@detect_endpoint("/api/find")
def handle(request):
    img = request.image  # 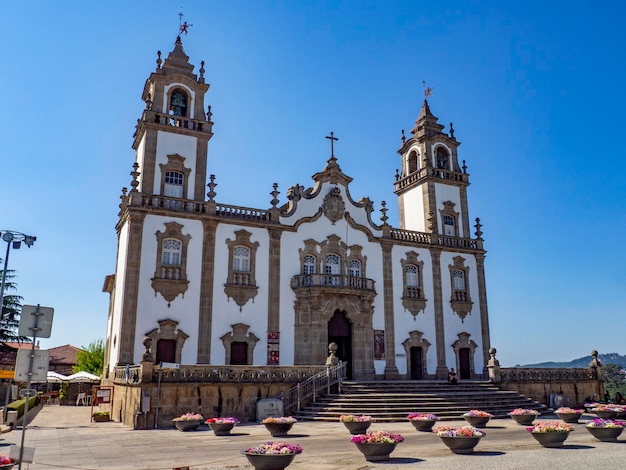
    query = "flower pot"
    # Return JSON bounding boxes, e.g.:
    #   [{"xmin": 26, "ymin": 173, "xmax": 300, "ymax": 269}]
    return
[
  {"xmin": 244, "ymin": 452, "xmax": 296, "ymax": 470},
  {"xmin": 529, "ymin": 431, "xmax": 571, "ymax": 447},
  {"xmin": 92, "ymin": 414, "xmax": 110, "ymax": 422},
  {"xmin": 509, "ymin": 413, "xmax": 537, "ymax": 425},
  {"xmin": 593, "ymin": 410, "xmax": 619, "ymax": 420},
  {"xmin": 409, "ymin": 419, "xmax": 437, "ymax": 432},
  {"xmin": 354, "ymin": 442, "xmax": 397, "ymax": 461},
  {"xmin": 174, "ymin": 419, "xmax": 202, "ymax": 432},
  {"xmin": 463, "ymin": 416, "xmax": 490, "ymax": 428},
  {"xmin": 555, "ymin": 412, "xmax": 582, "ymax": 423},
  {"xmin": 343, "ymin": 420, "xmax": 372, "ymax": 435},
  {"xmin": 438, "ymin": 436, "xmax": 482, "ymax": 454},
  {"xmin": 209, "ymin": 422, "xmax": 236, "ymax": 436},
  {"xmin": 585, "ymin": 426, "xmax": 624, "ymax": 442},
  {"xmin": 264, "ymin": 422, "xmax": 294, "ymax": 437}
]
